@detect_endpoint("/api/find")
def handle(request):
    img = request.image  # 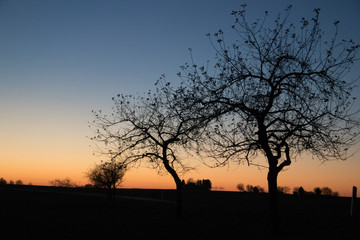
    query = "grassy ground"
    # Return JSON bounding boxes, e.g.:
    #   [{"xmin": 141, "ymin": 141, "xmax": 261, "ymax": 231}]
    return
[{"xmin": 0, "ymin": 186, "xmax": 358, "ymax": 239}]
